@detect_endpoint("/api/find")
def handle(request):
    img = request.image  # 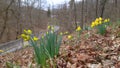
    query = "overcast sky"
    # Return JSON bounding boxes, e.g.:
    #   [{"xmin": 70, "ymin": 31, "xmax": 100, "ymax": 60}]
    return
[{"xmin": 47, "ymin": 0, "xmax": 81, "ymax": 5}]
